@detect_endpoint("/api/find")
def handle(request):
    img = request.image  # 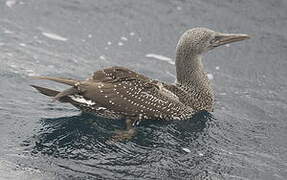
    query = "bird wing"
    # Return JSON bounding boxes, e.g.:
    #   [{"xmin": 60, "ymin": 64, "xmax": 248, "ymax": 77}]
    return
[{"xmin": 74, "ymin": 66, "xmax": 194, "ymax": 120}]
